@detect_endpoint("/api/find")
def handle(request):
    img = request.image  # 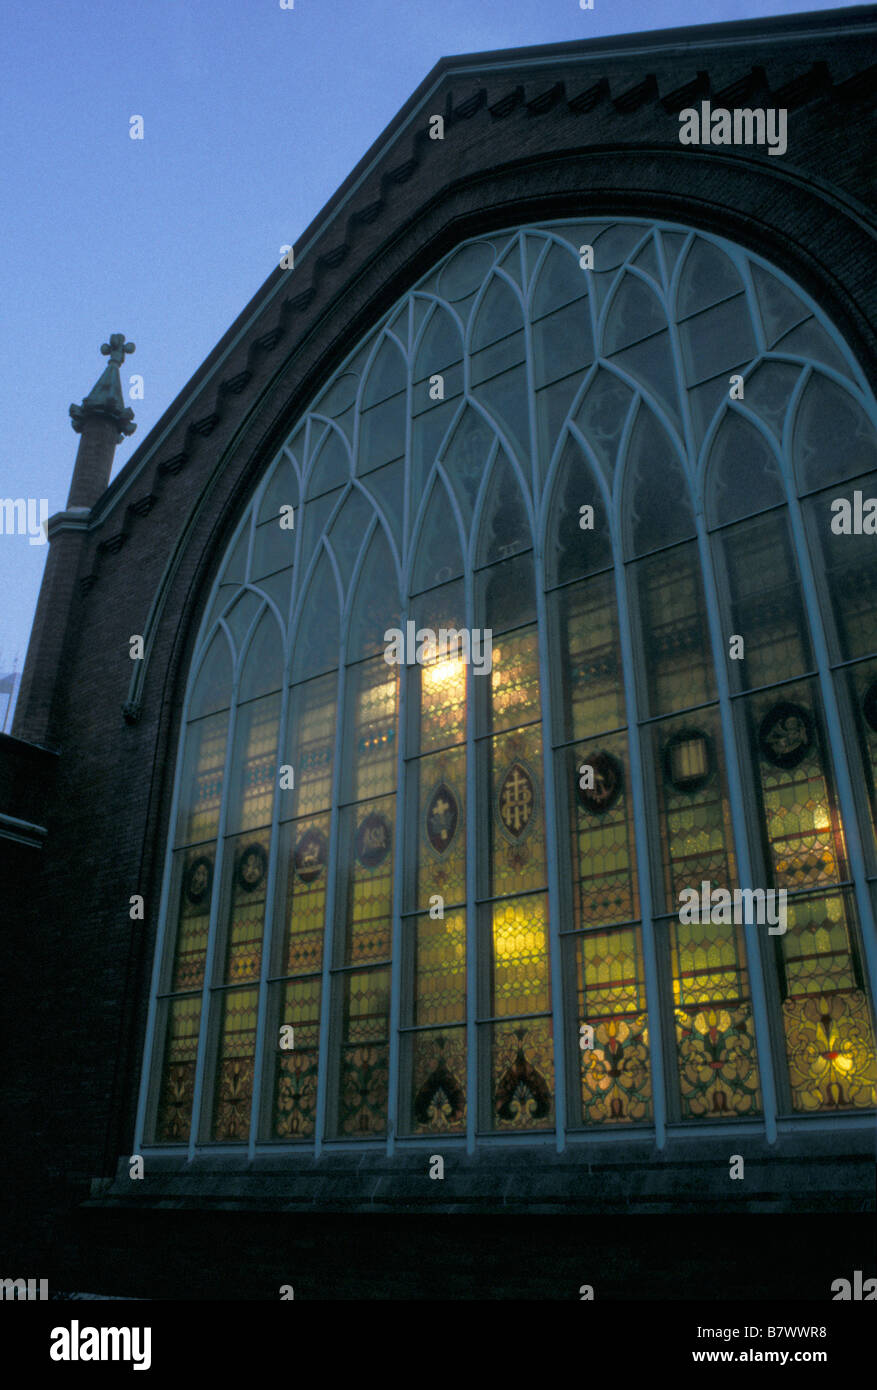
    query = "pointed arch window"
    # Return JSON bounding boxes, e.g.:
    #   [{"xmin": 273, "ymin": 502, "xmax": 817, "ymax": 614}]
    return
[{"xmin": 141, "ymin": 219, "xmax": 877, "ymax": 1156}]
